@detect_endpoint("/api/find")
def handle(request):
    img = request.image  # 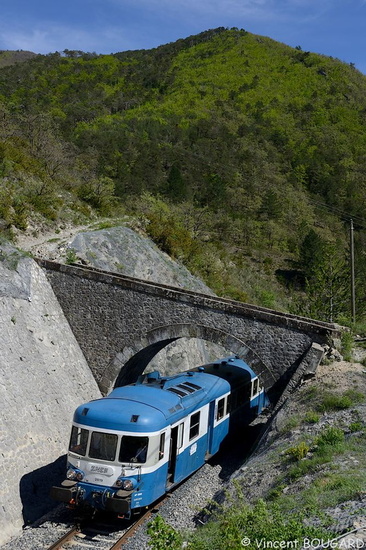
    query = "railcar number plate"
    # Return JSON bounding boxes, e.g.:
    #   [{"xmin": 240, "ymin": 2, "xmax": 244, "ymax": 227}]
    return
[
  {"xmin": 87, "ymin": 464, "xmax": 114, "ymax": 476},
  {"xmin": 90, "ymin": 465, "xmax": 109, "ymax": 474}
]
